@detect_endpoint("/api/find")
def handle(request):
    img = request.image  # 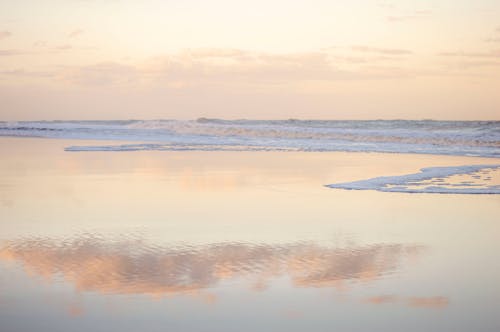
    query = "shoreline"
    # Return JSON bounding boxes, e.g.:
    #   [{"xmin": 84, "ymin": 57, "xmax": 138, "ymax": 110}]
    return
[{"xmin": 0, "ymin": 135, "xmax": 499, "ymax": 161}]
